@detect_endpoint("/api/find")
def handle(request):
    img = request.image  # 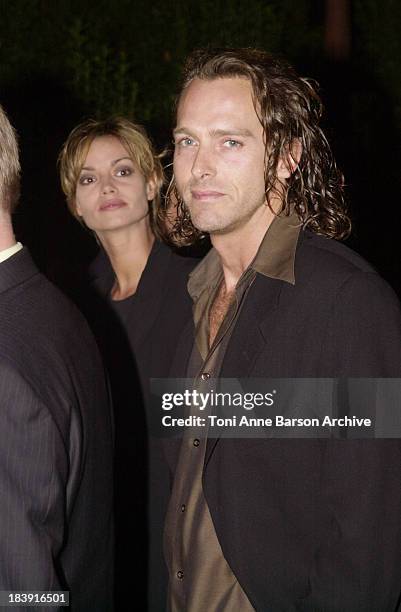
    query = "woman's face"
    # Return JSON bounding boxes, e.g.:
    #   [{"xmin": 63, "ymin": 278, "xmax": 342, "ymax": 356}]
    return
[{"xmin": 75, "ymin": 135, "xmax": 155, "ymax": 235}]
